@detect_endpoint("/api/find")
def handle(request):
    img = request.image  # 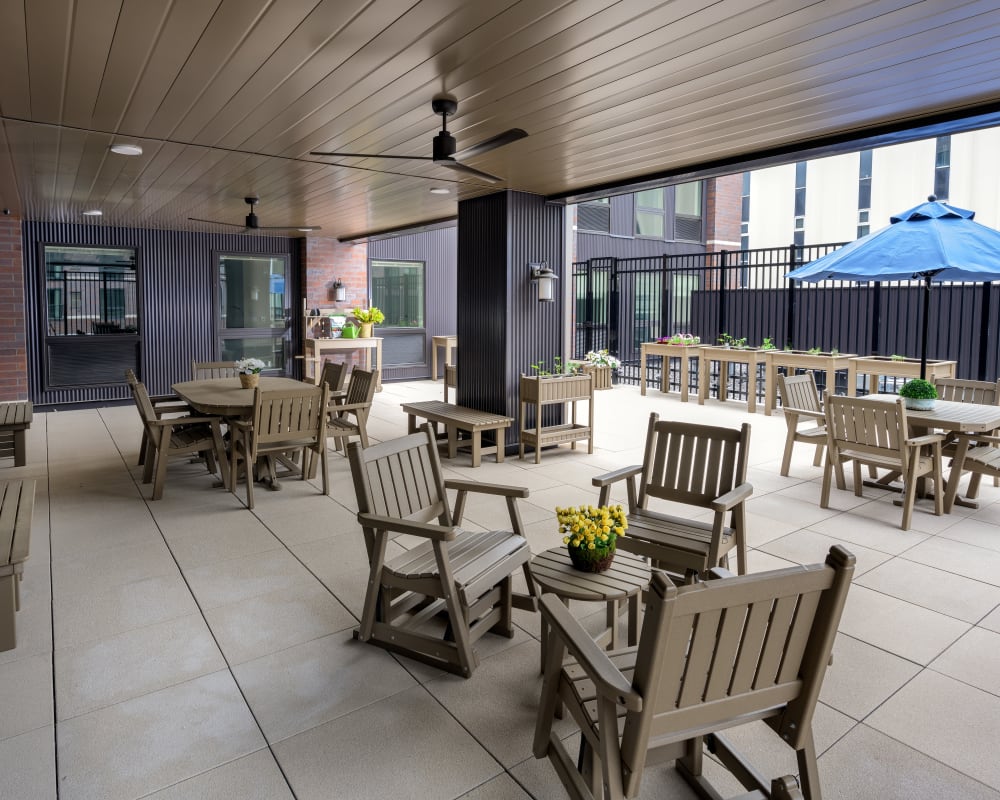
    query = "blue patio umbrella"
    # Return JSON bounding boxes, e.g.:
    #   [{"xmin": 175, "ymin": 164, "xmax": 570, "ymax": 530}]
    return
[{"xmin": 786, "ymin": 197, "xmax": 1000, "ymax": 378}]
